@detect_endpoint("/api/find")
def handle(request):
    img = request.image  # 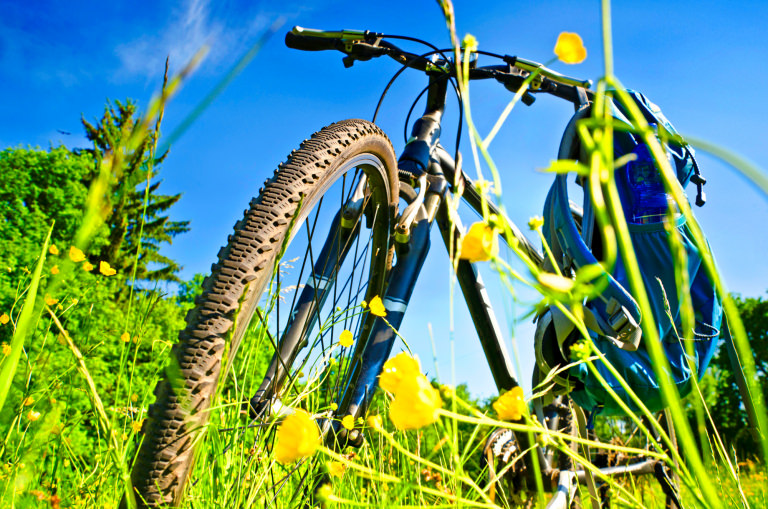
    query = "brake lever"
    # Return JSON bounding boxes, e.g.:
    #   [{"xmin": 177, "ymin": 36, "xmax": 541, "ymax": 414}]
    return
[
  {"xmin": 341, "ymin": 39, "xmax": 388, "ymax": 68},
  {"xmin": 494, "ymin": 69, "xmax": 537, "ymax": 105}
]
